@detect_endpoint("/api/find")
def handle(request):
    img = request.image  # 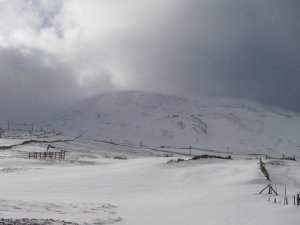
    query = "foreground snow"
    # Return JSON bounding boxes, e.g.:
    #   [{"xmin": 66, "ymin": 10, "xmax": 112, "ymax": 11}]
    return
[
  {"xmin": 0, "ymin": 139, "xmax": 24, "ymax": 147},
  {"xmin": 1, "ymin": 140, "xmax": 300, "ymax": 224}
]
